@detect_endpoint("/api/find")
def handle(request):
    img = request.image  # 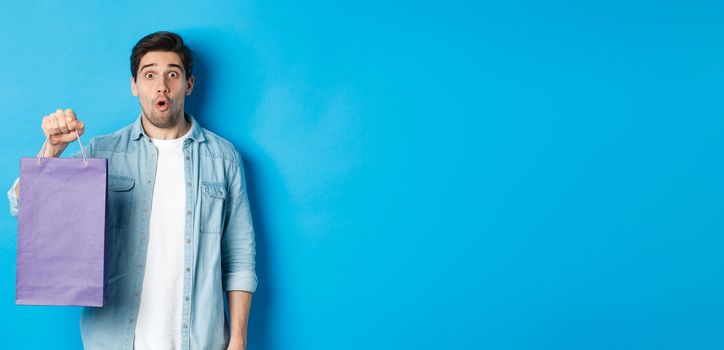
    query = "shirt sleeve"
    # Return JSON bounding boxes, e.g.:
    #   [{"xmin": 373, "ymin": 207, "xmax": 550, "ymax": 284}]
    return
[
  {"xmin": 7, "ymin": 177, "xmax": 19, "ymax": 218},
  {"xmin": 221, "ymin": 151, "xmax": 258, "ymax": 293}
]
